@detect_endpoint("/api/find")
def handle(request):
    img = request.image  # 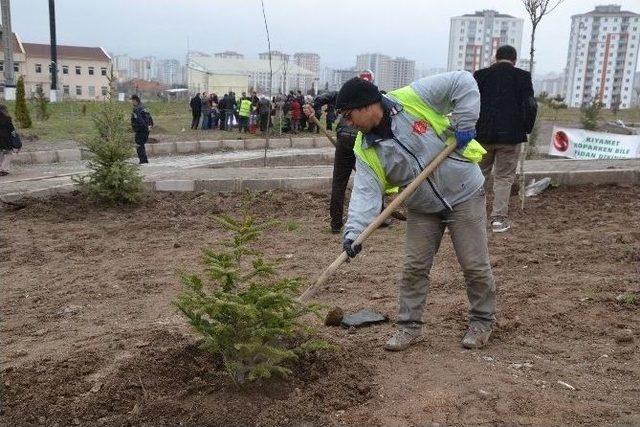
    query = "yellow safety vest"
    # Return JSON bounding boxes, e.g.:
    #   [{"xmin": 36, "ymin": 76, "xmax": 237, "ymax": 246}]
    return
[
  {"xmin": 239, "ymin": 99, "xmax": 252, "ymax": 117},
  {"xmin": 353, "ymin": 85, "xmax": 486, "ymax": 194}
]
